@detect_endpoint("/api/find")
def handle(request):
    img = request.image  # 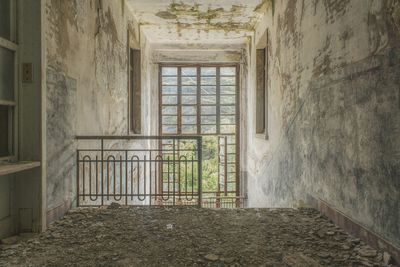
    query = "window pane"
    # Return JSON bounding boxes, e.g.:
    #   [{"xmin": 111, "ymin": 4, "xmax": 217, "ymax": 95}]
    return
[
  {"xmin": 162, "ymin": 67, "xmax": 177, "ymax": 76},
  {"xmin": 182, "ymin": 106, "xmax": 196, "ymax": 115},
  {"xmin": 182, "ymin": 77, "xmax": 196, "ymax": 85},
  {"xmin": 221, "ymin": 125, "xmax": 236, "ymax": 133},
  {"xmin": 221, "ymin": 115, "xmax": 235, "ymax": 124},
  {"xmin": 221, "ymin": 95, "xmax": 236, "ymax": 105},
  {"xmin": 202, "ymin": 95, "xmax": 216, "ymax": 105},
  {"xmin": 182, "ymin": 86, "xmax": 196, "ymax": 94},
  {"xmin": 182, "ymin": 116, "xmax": 196, "ymax": 124},
  {"xmin": 162, "ymin": 77, "xmax": 177, "ymax": 85},
  {"xmin": 201, "ymin": 106, "xmax": 216, "ymax": 115},
  {"xmin": 162, "ymin": 106, "xmax": 177, "ymax": 115},
  {"xmin": 162, "ymin": 95, "xmax": 178, "ymax": 104},
  {"xmin": 182, "ymin": 96, "xmax": 197, "ymax": 104},
  {"xmin": 220, "ymin": 76, "xmax": 236, "ymax": 85},
  {"xmin": 0, "ymin": 105, "xmax": 10, "ymax": 157},
  {"xmin": 162, "ymin": 125, "xmax": 177, "ymax": 134},
  {"xmin": 162, "ymin": 86, "xmax": 177, "ymax": 95},
  {"xmin": 182, "ymin": 125, "xmax": 197, "ymax": 134},
  {"xmin": 220, "ymin": 86, "xmax": 236, "ymax": 95},
  {"xmin": 201, "ymin": 116, "xmax": 216, "ymax": 124},
  {"xmin": 0, "ymin": 0, "xmax": 10, "ymax": 40},
  {"xmin": 201, "ymin": 67, "xmax": 216, "ymax": 76},
  {"xmin": 220, "ymin": 67, "xmax": 236, "ymax": 76},
  {"xmin": 162, "ymin": 116, "xmax": 177, "ymax": 124},
  {"xmin": 0, "ymin": 46, "xmax": 14, "ymax": 101},
  {"xmin": 220, "ymin": 105, "xmax": 235, "ymax": 115},
  {"xmin": 201, "ymin": 77, "xmax": 216, "ymax": 85},
  {"xmin": 181, "ymin": 67, "xmax": 196, "ymax": 76},
  {"xmin": 201, "ymin": 86, "xmax": 216, "ymax": 95},
  {"xmin": 201, "ymin": 125, "xmax": 216, "ymax": 134}
]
